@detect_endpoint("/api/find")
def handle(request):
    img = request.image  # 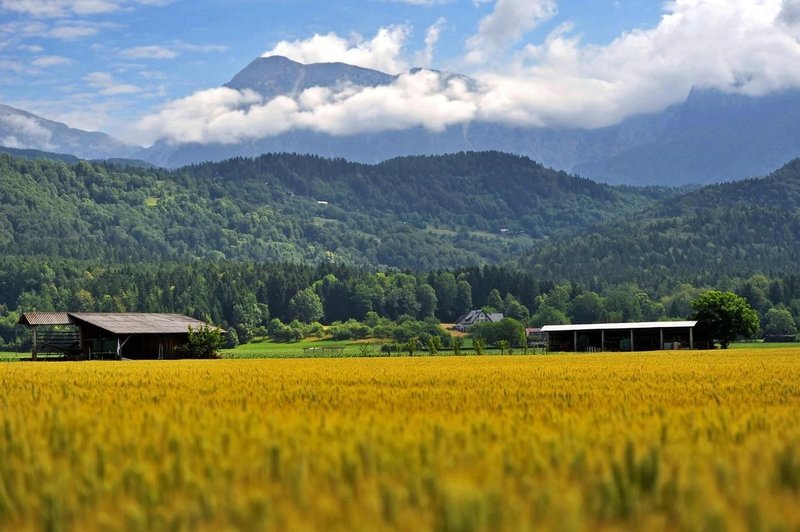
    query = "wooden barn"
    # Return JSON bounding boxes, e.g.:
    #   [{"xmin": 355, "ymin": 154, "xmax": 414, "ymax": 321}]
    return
[
  {"xmin": 541, "ymin": 321, "xmax": 702, "ymax": 352},
  {"xmin": 17, "ymin": 312, "xmax": 220, "ymax": 360}
]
